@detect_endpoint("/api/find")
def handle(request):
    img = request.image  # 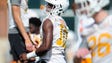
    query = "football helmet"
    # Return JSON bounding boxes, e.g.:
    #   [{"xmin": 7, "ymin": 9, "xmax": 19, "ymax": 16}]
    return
[
  {"xmin": 45, "ymin": 0, "xmax": 69, "ymax": 16},
  {"xmin": 74, "ymin": 0, "xmax": 109, "ymax": 17}
]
